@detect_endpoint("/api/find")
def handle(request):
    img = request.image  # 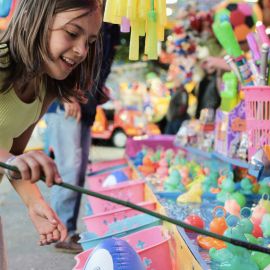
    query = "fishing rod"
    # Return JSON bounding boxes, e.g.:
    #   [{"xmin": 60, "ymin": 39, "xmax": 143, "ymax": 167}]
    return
[
  {"xmin": 1, "ymin": 161, "xmax": 270, "ymax": 255},
  {"xmin": 87, "ymin": 163, "xmax": 128, "ymax": 177}
]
